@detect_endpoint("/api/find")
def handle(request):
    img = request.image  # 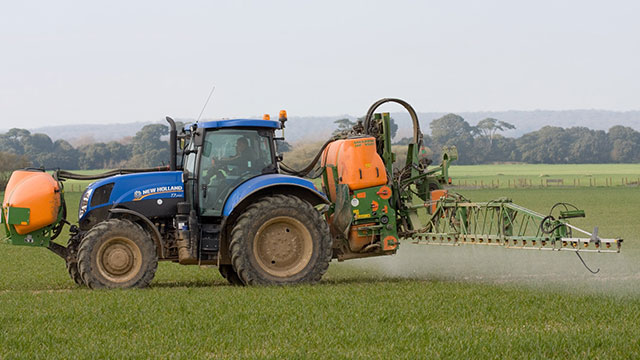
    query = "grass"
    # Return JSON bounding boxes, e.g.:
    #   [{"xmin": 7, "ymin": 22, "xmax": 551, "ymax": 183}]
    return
[
  {"xmin": 449, "ymin": 163, "xmax": 640, "ymax": 188},
  {"xmin": 2, "ymin": 278, "xmax": 640, "ymax": 359},
  {"xmin": 1, "ymin": 166, "xmax": 640, "ymax": 358}
]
